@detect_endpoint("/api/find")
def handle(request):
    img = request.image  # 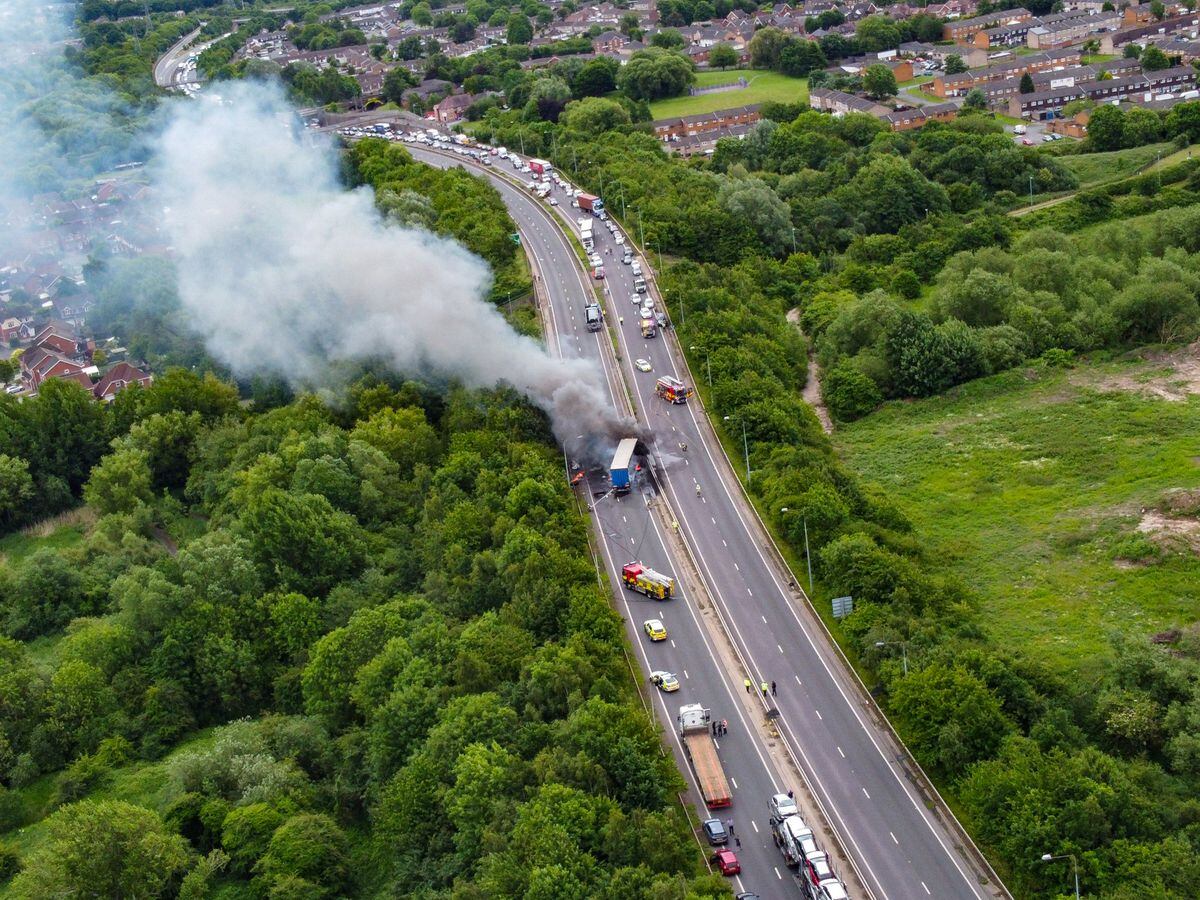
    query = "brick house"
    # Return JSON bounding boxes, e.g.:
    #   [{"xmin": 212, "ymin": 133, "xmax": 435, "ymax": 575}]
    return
[
  {"xmin": 432, "ymin": 93, "xmax": 475, "ymax": 123},
  {"xmin": 653, "ymin": 104, "xmax": 763, "ymax": 142},
  {"xmin": 942, "ymin": 9, "xmax": 1032, "ymax": 44},
  {"xmin": 92, "ymin": 361, "xmax": 153, "ymax": 402}
]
